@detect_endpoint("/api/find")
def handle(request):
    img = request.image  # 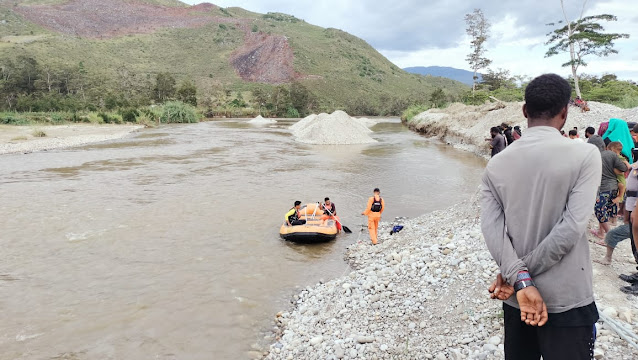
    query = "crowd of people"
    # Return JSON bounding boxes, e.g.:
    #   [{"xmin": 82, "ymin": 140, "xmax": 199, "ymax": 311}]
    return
[
  {"xmin": 482, "ymin": 74, "xmax": 637, "ymax": 359},
  {"xmin": 486, "ymin": 123, "xmax": 522, "ymax": 157}
]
